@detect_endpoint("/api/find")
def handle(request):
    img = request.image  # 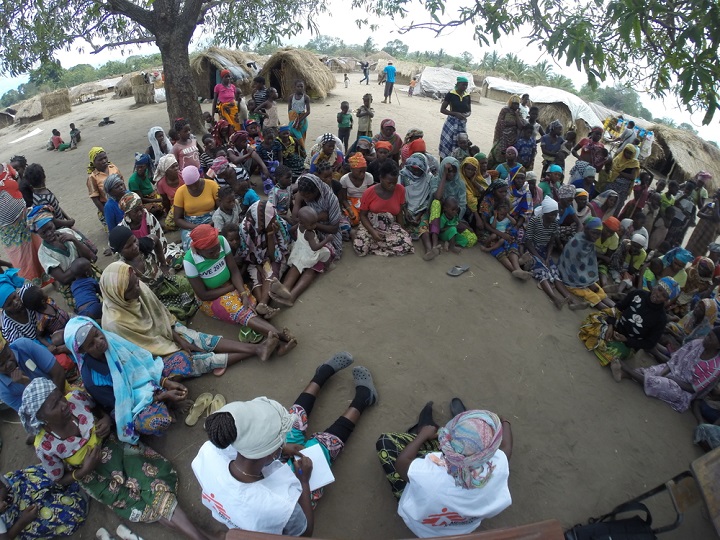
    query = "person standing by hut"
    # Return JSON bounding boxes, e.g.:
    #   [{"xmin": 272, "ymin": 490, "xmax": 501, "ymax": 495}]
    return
[
  {"xmin": 288, "ymin": 80, "xmax": 311, "ymax": 148},
  {"xmin": 212, "ymin": 70, "xmax": 242, "ymax": 132},
  {"xmin": 686, "ymin": 187, "xmax": 720, "ymax": 257},
  {"xmin": 438, "ymin": 77, "xmax": 472, "ymax": 160},
  {"xmin": 380, "ymin": 62, "xmax": 397, "ymax": 104}
]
